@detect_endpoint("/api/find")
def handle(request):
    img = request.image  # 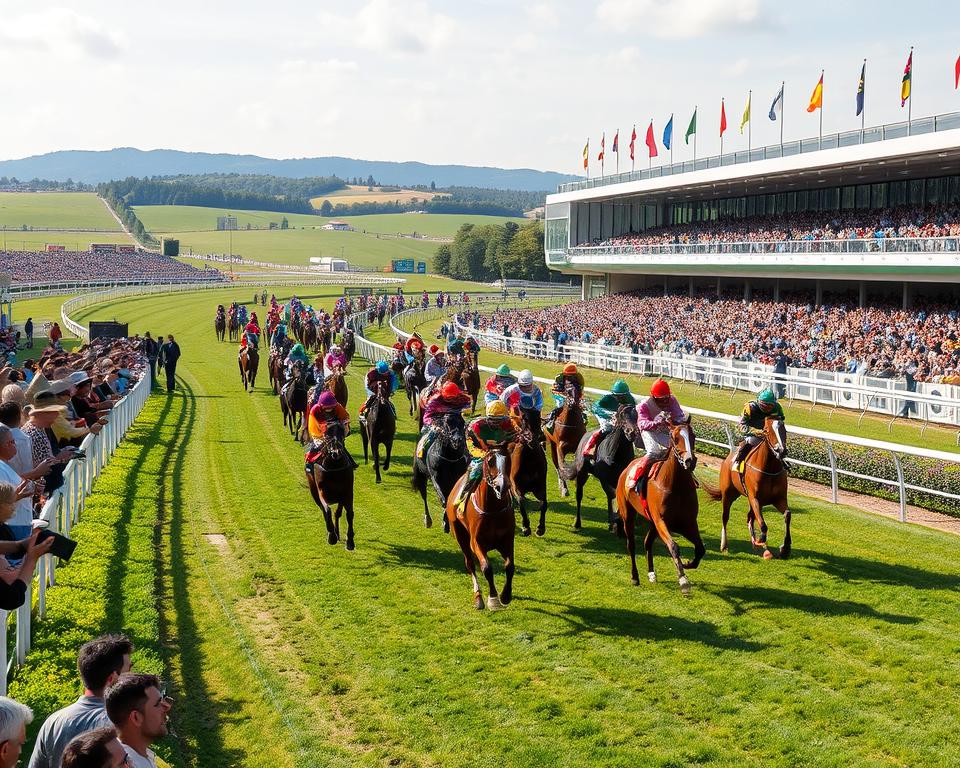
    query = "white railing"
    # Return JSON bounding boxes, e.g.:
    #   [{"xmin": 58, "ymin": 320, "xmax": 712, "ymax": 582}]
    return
[
  {"xmin": 353, "ymin": 303, "xmax": 960, "ymax": 524},
  {"xmin": 0, "ymin": 367, "xmax": 152, "ymax": 694}
]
